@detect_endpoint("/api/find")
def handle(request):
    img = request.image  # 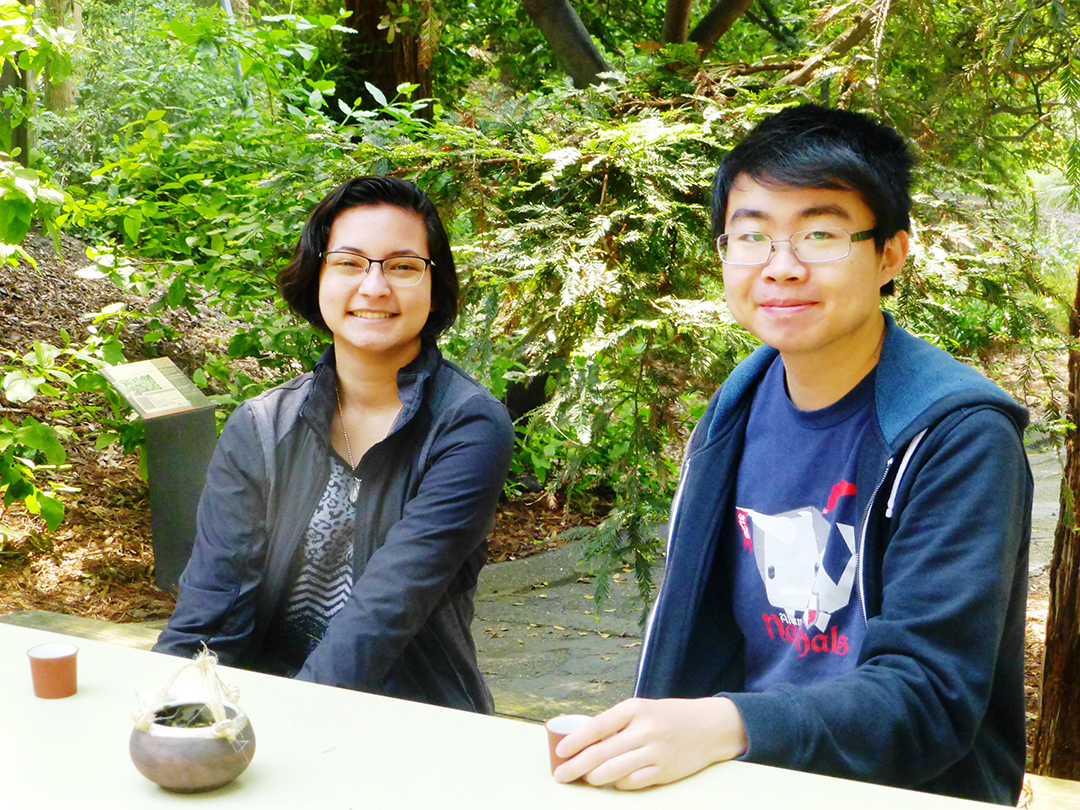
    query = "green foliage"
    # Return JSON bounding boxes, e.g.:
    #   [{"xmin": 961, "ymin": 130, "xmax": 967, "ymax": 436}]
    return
[
  {"xmin": 0, "ymin": 415, "xmax": 65, "ymax": 531},
  {"xmin": 15, "ymin": 0, "xmax": 1079, "ymax": 606},
  {"xmin": 433, "ymin": 0, "xmax": 668, "ymax": 95},
  {"xmin": 0, "ymin": 1, "xmax": 70, "ymax": 260},
  {"xmin": 55, "ymin": 5, "xmax": 355, "ymax": 385},
  {"xmin": 0, "ymin": 154, "xmax": 64, "ymax": 265},
  {"xmin": 869, "ymin": 0, "xmax": 1074, "ymax": 197},
  {"xmin": 0, "ymin": 0, "xmax": 77, "ymax": 157},
  {"xmin": 896, "ymin": 190, "xmax": 1066, "ymax": 359},
  {"xmin": 1054, "ymin": 55, "xmax": 1080, "ymax": 204},
  {"xmin": 0, "ymin": 0, "xmax": 73, "ymax": 78},
  {"xmin": 0, "ymin": 304, "xmax": 165, "ymax": 534}
]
